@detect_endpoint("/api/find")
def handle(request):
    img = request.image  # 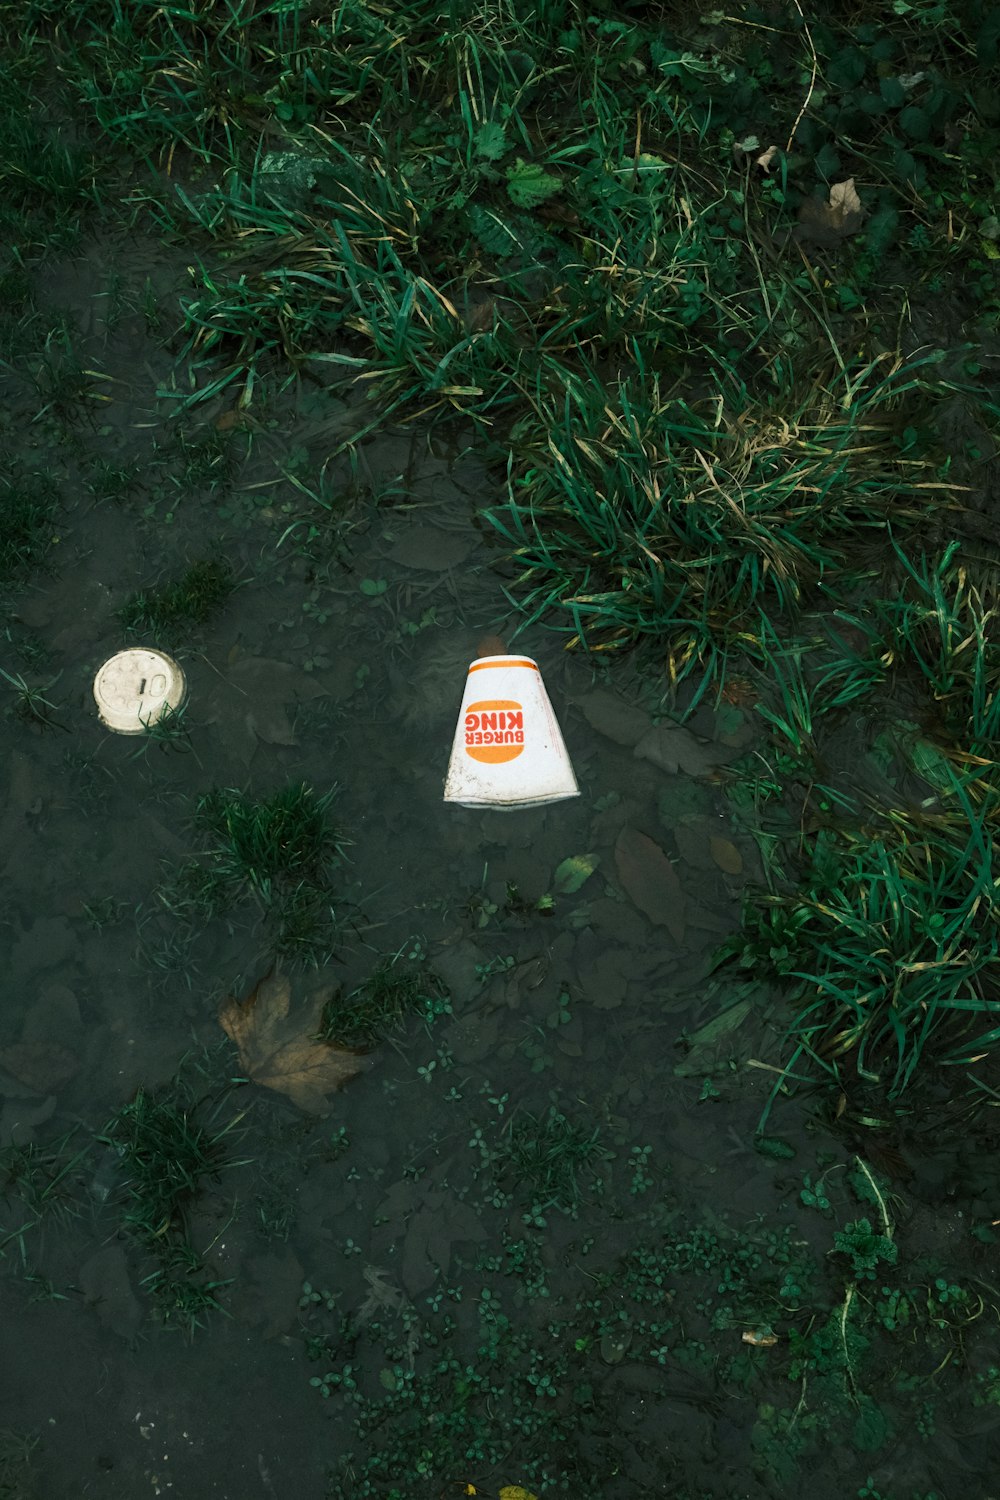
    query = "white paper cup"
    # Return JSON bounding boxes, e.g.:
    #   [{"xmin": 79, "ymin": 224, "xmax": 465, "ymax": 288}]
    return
[
  {"xmin": 93, "ymin": 647, "xmax": 187, "ymax": 734},
  {"xmin": 443, "ymin": 655, "xmax": 579, "ymax": 809}
]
